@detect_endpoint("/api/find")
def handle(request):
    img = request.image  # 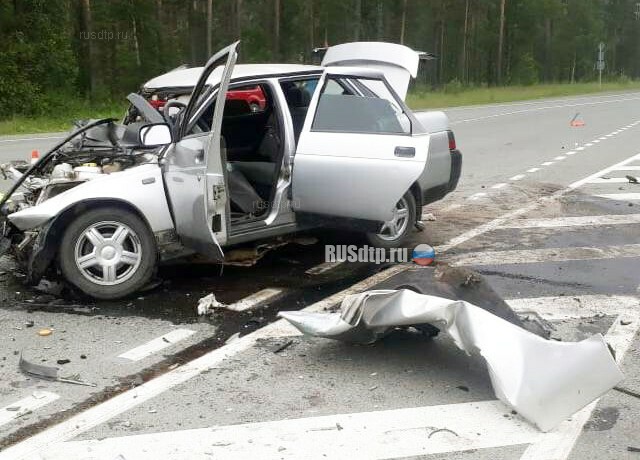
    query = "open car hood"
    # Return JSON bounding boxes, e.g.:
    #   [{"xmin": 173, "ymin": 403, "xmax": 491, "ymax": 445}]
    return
[{"xmin": 321, "ymin": 42, "xmax": 420, "ymax": 100}]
